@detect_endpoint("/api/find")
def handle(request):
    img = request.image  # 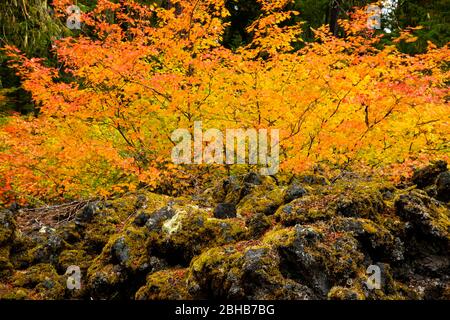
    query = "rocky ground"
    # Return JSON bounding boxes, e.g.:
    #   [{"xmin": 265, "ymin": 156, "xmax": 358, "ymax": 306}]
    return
[{"xmin": 0, "ymin": 161, "xmax": 449, "ymax": 300}]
